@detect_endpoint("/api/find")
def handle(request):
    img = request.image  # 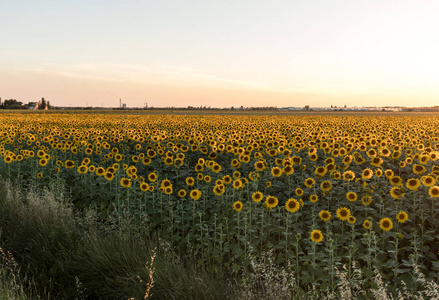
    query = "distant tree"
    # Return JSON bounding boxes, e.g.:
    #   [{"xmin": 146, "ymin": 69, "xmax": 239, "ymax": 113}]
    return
[
  {"xmin": 2, "ymin": 99, "xmax": 24, "ymax": 109},
  {"xmin": 304, "ymin": 105, "xmax": 310, "ymax": 111},
  {"xmin": 40, "ymin": 98, "xmax": 46, "ymax": 109}
]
